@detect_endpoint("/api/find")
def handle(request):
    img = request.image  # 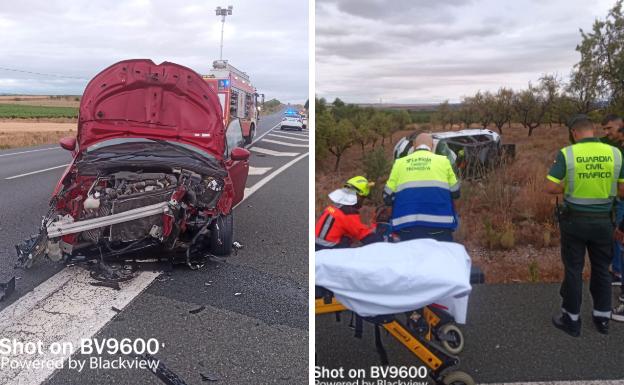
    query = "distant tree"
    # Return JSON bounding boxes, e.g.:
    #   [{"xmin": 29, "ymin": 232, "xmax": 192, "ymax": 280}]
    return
[
  {"xmin": 513, "ymin": 83, "xmax": 548, "ymax": 136},
  {"xmin": 315, "ymin": 109, "xmax": 332, "ymax": 163},
  {"xmin": 389, "ymin": 110, "xmax": 412, "ymax": 141},
  {"xmin": 576, "ymin": 0, "xmax": 624, "ymax": 112},
  {"xmin": 473, "ymin": 91, "xmax": 494, "ymax": 129},
  {"xmin": 554, "ymin": 94, "xmax": 577, "ymax": 126},
  {"xmin": 370, "ymin": 112, "xmax": 392, "ymax": 147},
  {"xmin": 316, "ymin": 97, "xmax": 327, "ymax": 114},
  {"xmin": 458, "ymin": 96, "xmax": 478, "ymax": 128},
  {"xmin": 323, "ymin": 117, "xmax": 355, "ymax": 171},
  {"xmin": 434, "ymin": 100, "xmax": 454, "ymax": 129},
  {"xmin": 539, "ymin": 74, "xmax": 563, "ymax": 127},
  {"xmin": 332, "ymin": 98, "xmax": 345, "ymax": 108},
  {"xmin": 351, "ymin": 111, "xmax": 377, "ymax": 154},
  {"xmin": 567, "ymin": 64, "xmax": 601, "ymax": 114},
  {"xmin": 491, "ymin": 87, "xmax": 514, "ymax": 134}
]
